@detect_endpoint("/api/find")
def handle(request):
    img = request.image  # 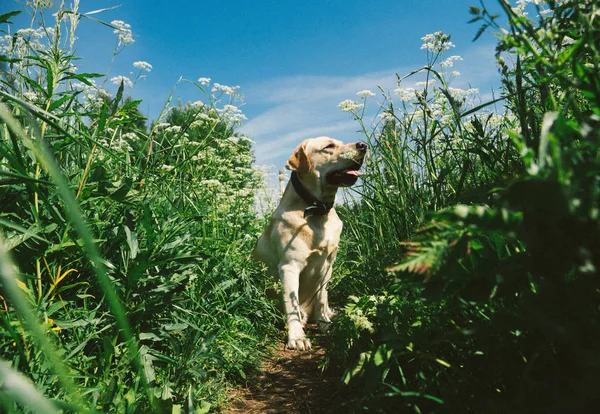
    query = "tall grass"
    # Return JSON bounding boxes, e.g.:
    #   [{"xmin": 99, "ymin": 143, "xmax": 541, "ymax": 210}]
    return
[
  {"xmin": 327, "ymin": 0, "xmax": 600, "ymax": 412},
  {"xmin": 0, "ymin": 3, "xmax": 277, "ymax": 411}
]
